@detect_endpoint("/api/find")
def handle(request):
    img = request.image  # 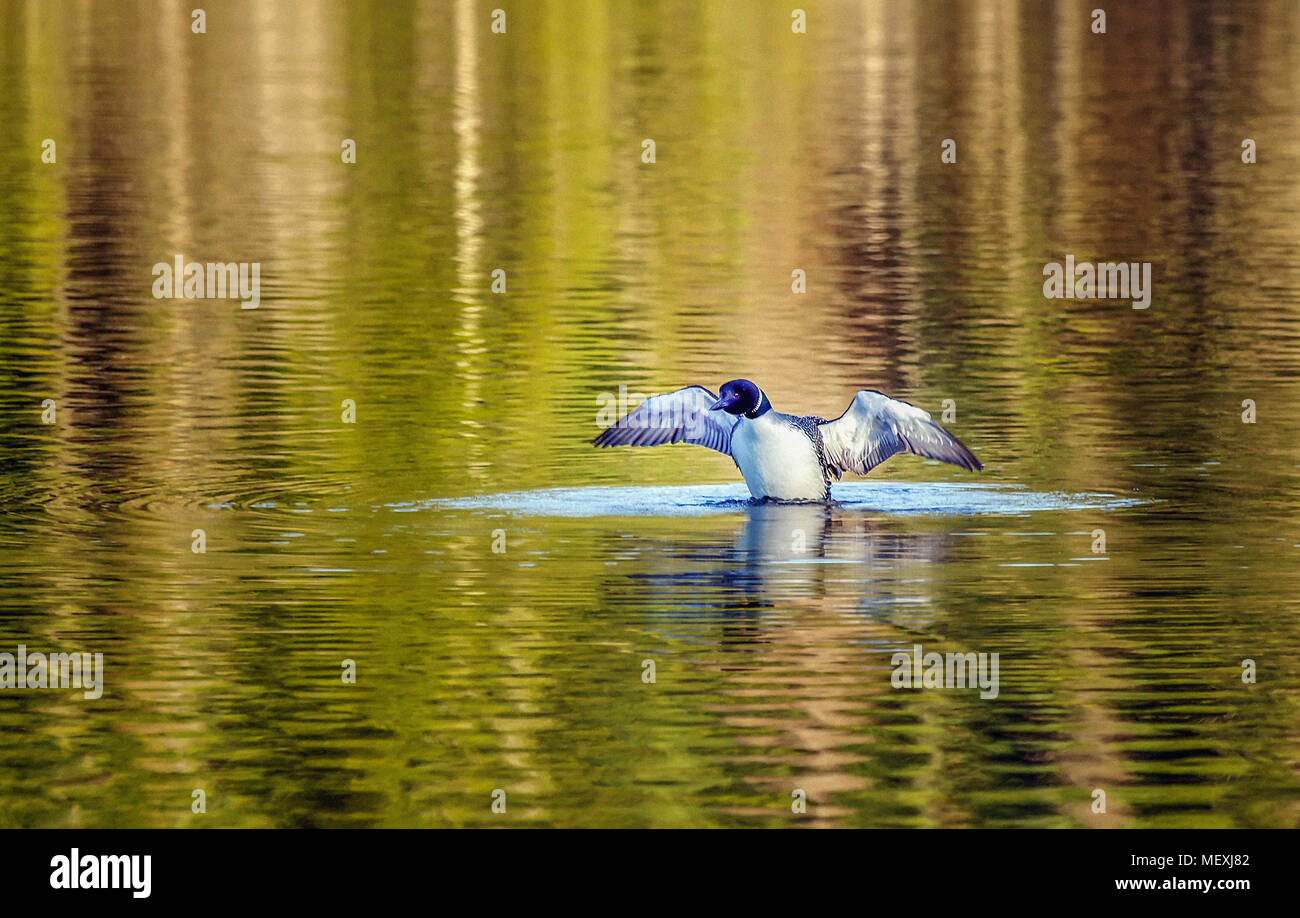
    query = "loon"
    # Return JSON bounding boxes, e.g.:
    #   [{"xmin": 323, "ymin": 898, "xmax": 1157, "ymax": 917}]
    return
[{"xmin": 593, "ymin": 379, "xmax": 982, "ymax": 501}]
